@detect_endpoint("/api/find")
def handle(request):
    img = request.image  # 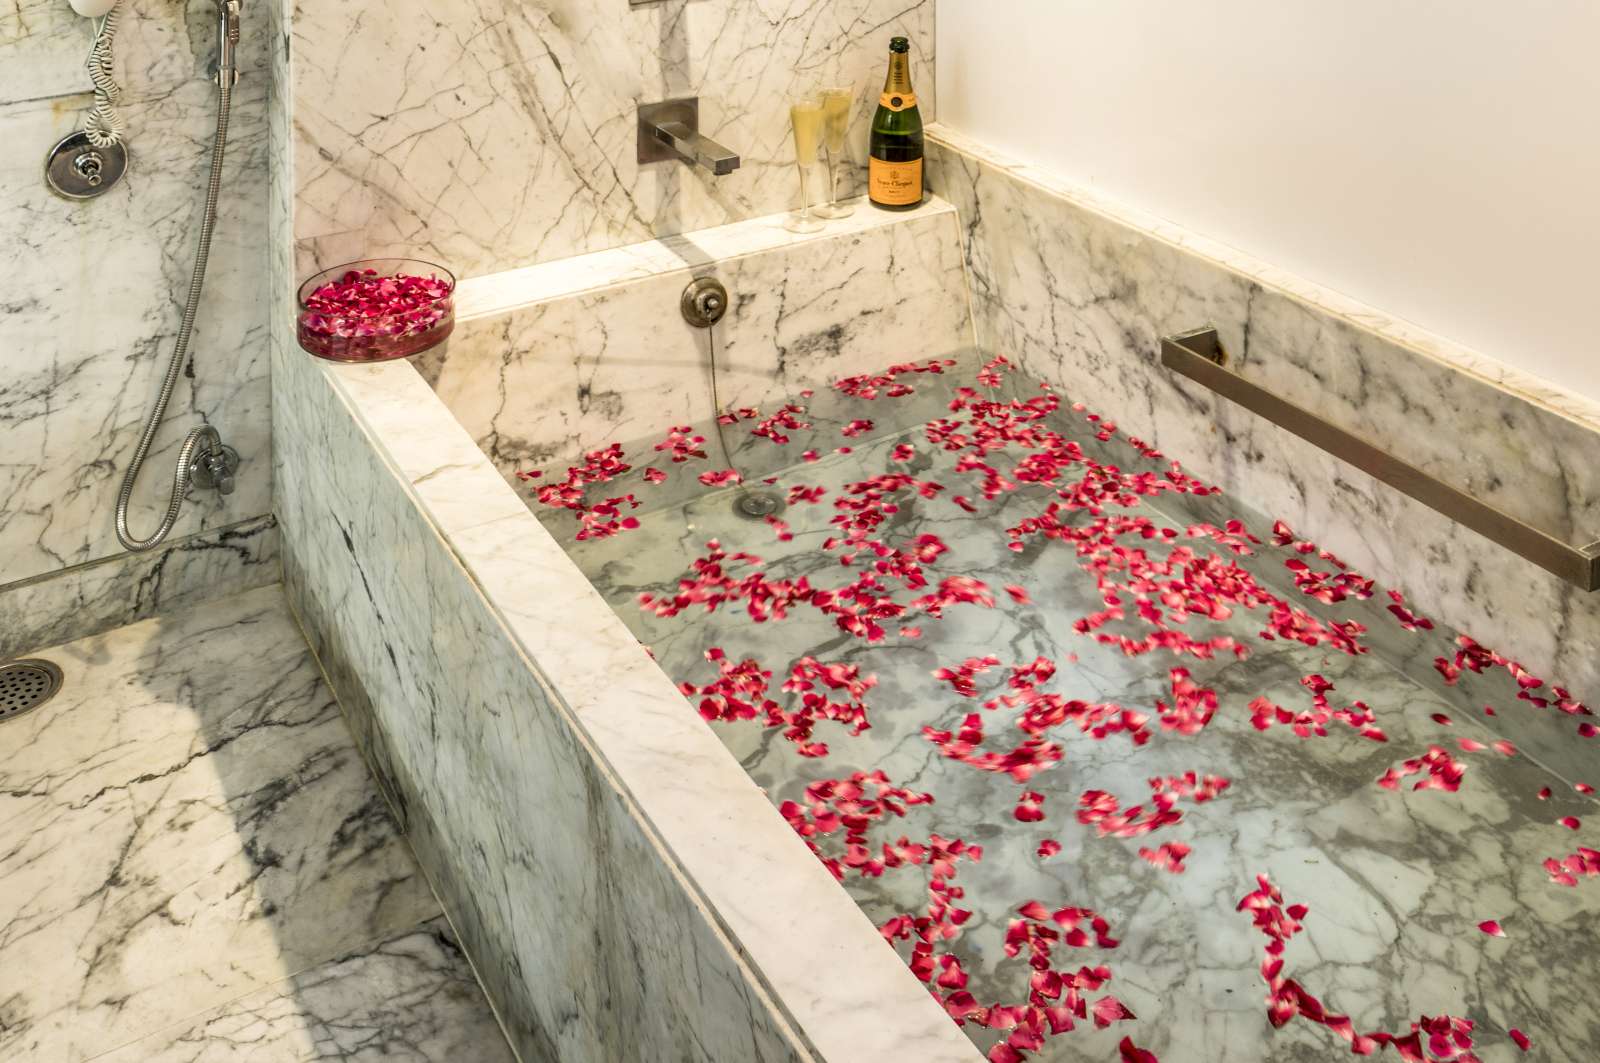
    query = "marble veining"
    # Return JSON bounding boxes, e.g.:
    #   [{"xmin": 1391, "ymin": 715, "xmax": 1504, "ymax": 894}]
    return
[
  {"xmin": 0, "ymin": 585, "xmax": 448, "ymax": 1062},
  {"xmin": 1, "ymin": 0, "xmax": 271, "ymax": 105},
  {"xmin": 925, "ymin": 127, "xmax": 1600, "ymax": 707},
  {"xmin": 0, "ymin": 514, "xmax": 279, "ymax": 661},
  {"xmin": 422, "ymin": 198, "xmax": 975, "ymax": 486},
  {"xmin": 290, "ymin": 0, "xmax": 936, "ymax": 277},
  {"xmin": 546, "ymin": 383, "xmax": 1600, "ymax": 1063},
  {"xmin": 2, "ymin": 5, "xmax": 274, "ymax": 593},
  {"xmin": 95, "ymin": 918, "xmax": 515, "ymax": 1063},
  {"xmin": 277, "ymin": 342, "xmax": 839, "ymax": 1062},
  {"xmin": 273, "ymin": 292, "xmax": 981, "ymax": 1060}
]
